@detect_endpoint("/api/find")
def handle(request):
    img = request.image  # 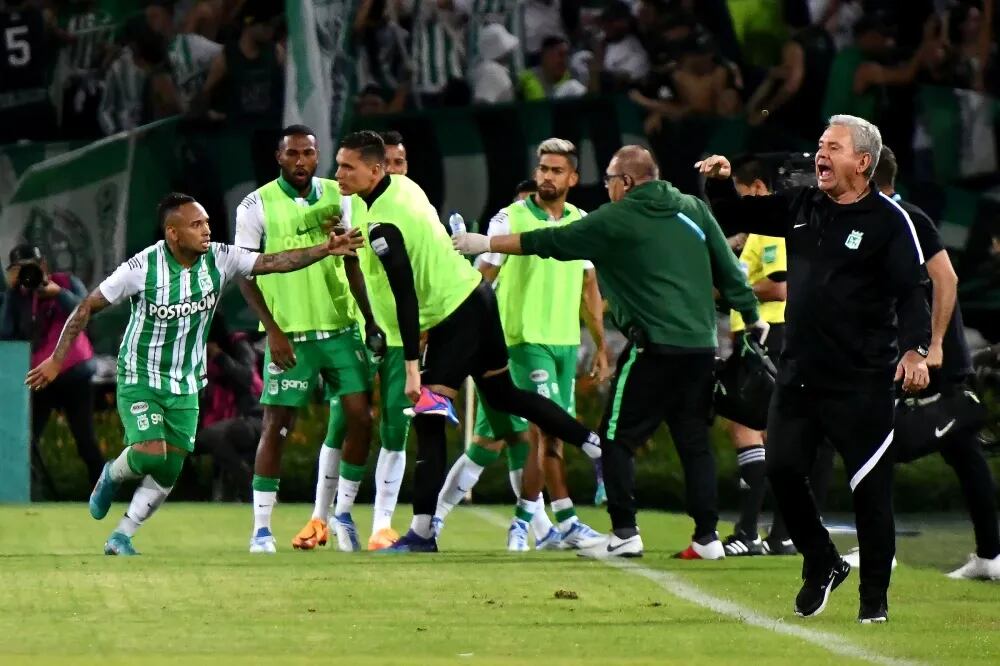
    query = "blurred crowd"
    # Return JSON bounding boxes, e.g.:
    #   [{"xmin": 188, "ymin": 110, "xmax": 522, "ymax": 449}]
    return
[{"xmin": 1, "ymin": 0, "xmax": 996, "ymax": 150}]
